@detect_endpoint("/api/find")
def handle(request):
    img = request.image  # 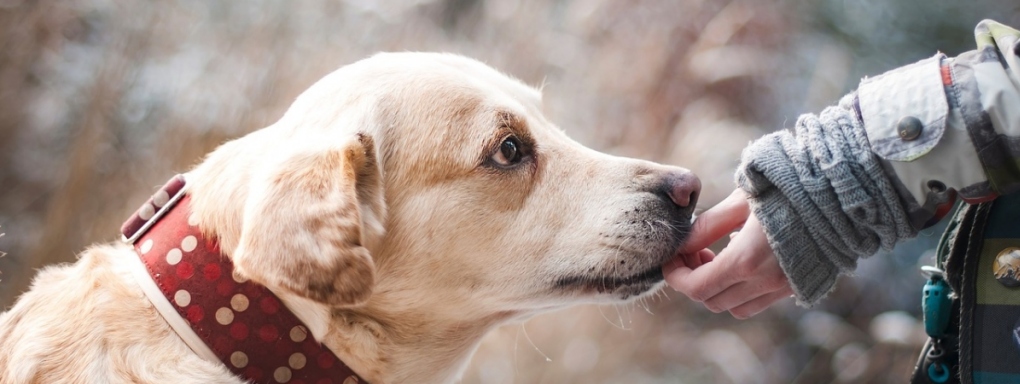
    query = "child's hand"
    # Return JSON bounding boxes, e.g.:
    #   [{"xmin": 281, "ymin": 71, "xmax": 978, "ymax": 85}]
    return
[{"xmin": 663, "ymin": 189, "xmax": 793, "ymax": 319}]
